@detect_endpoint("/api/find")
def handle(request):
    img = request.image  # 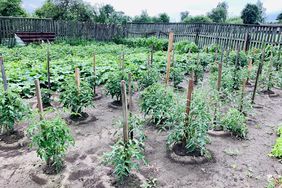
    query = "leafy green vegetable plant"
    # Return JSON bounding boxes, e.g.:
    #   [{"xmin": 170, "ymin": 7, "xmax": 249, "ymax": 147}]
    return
[
  {"xmin": 167, "ymin": 89, "xmax": 211, "ymax": 156},
  {"xmin": 138, "ymin": 67, "xmax": 160, "ymax": 90},
  {"xmin": 140, "ymin": 83, "xmax": 175, "ymax": 127},
  {"xmin": 60, "ymin": 78, "xmax": 94, "ymax": 117},
  {"xmin": 0, "ymin": 89, "xmax": 30, "ymax": 134},
  {"xmin": 221, "ymin": 108, "xmax": 248, "ymax": 138},
  {"xmin": 175, "ymin": 41, "xmax": 199, "ymax": 53},
  {"xmin": 28, "ymin": 117, "xmax": 74, "ymax": 173}
]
